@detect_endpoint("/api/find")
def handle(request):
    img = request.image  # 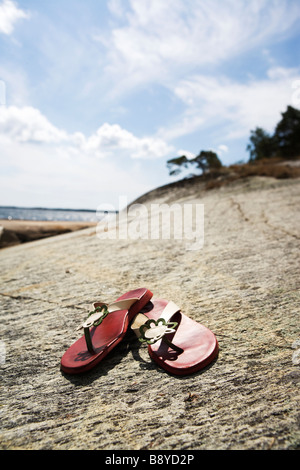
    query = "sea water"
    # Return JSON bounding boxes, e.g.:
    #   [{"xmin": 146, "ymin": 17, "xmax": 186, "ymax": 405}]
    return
[{"xmin": 0, "ymin": 206, "xmax": 98, "ymax": 222}]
